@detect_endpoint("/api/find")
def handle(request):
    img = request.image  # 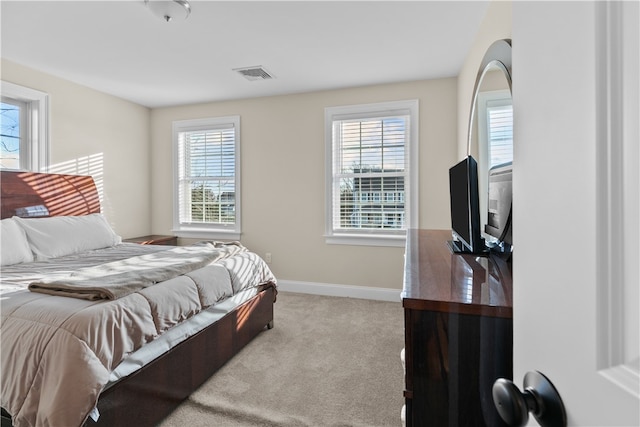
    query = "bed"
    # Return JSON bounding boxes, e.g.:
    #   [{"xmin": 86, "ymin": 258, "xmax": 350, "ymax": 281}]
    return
[{"xmin": 0, "ymin": 170, "xmax": 277, "ymax": 427}]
